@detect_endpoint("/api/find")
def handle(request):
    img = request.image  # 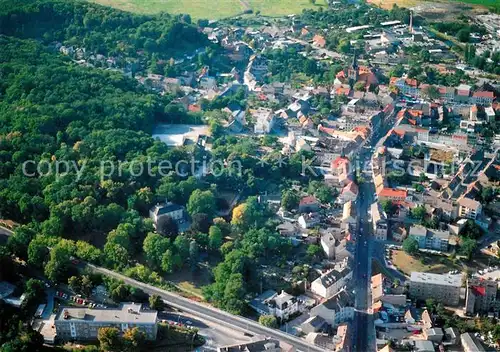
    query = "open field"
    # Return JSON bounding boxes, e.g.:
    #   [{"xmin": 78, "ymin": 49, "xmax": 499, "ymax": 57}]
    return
[
  {"xmin": 88, "ymin": 0, "xmax": 327, "ymax": 18},
  {"xmin": 392, "ymin": 250, "xmax": 460, "ymax": 275}
]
